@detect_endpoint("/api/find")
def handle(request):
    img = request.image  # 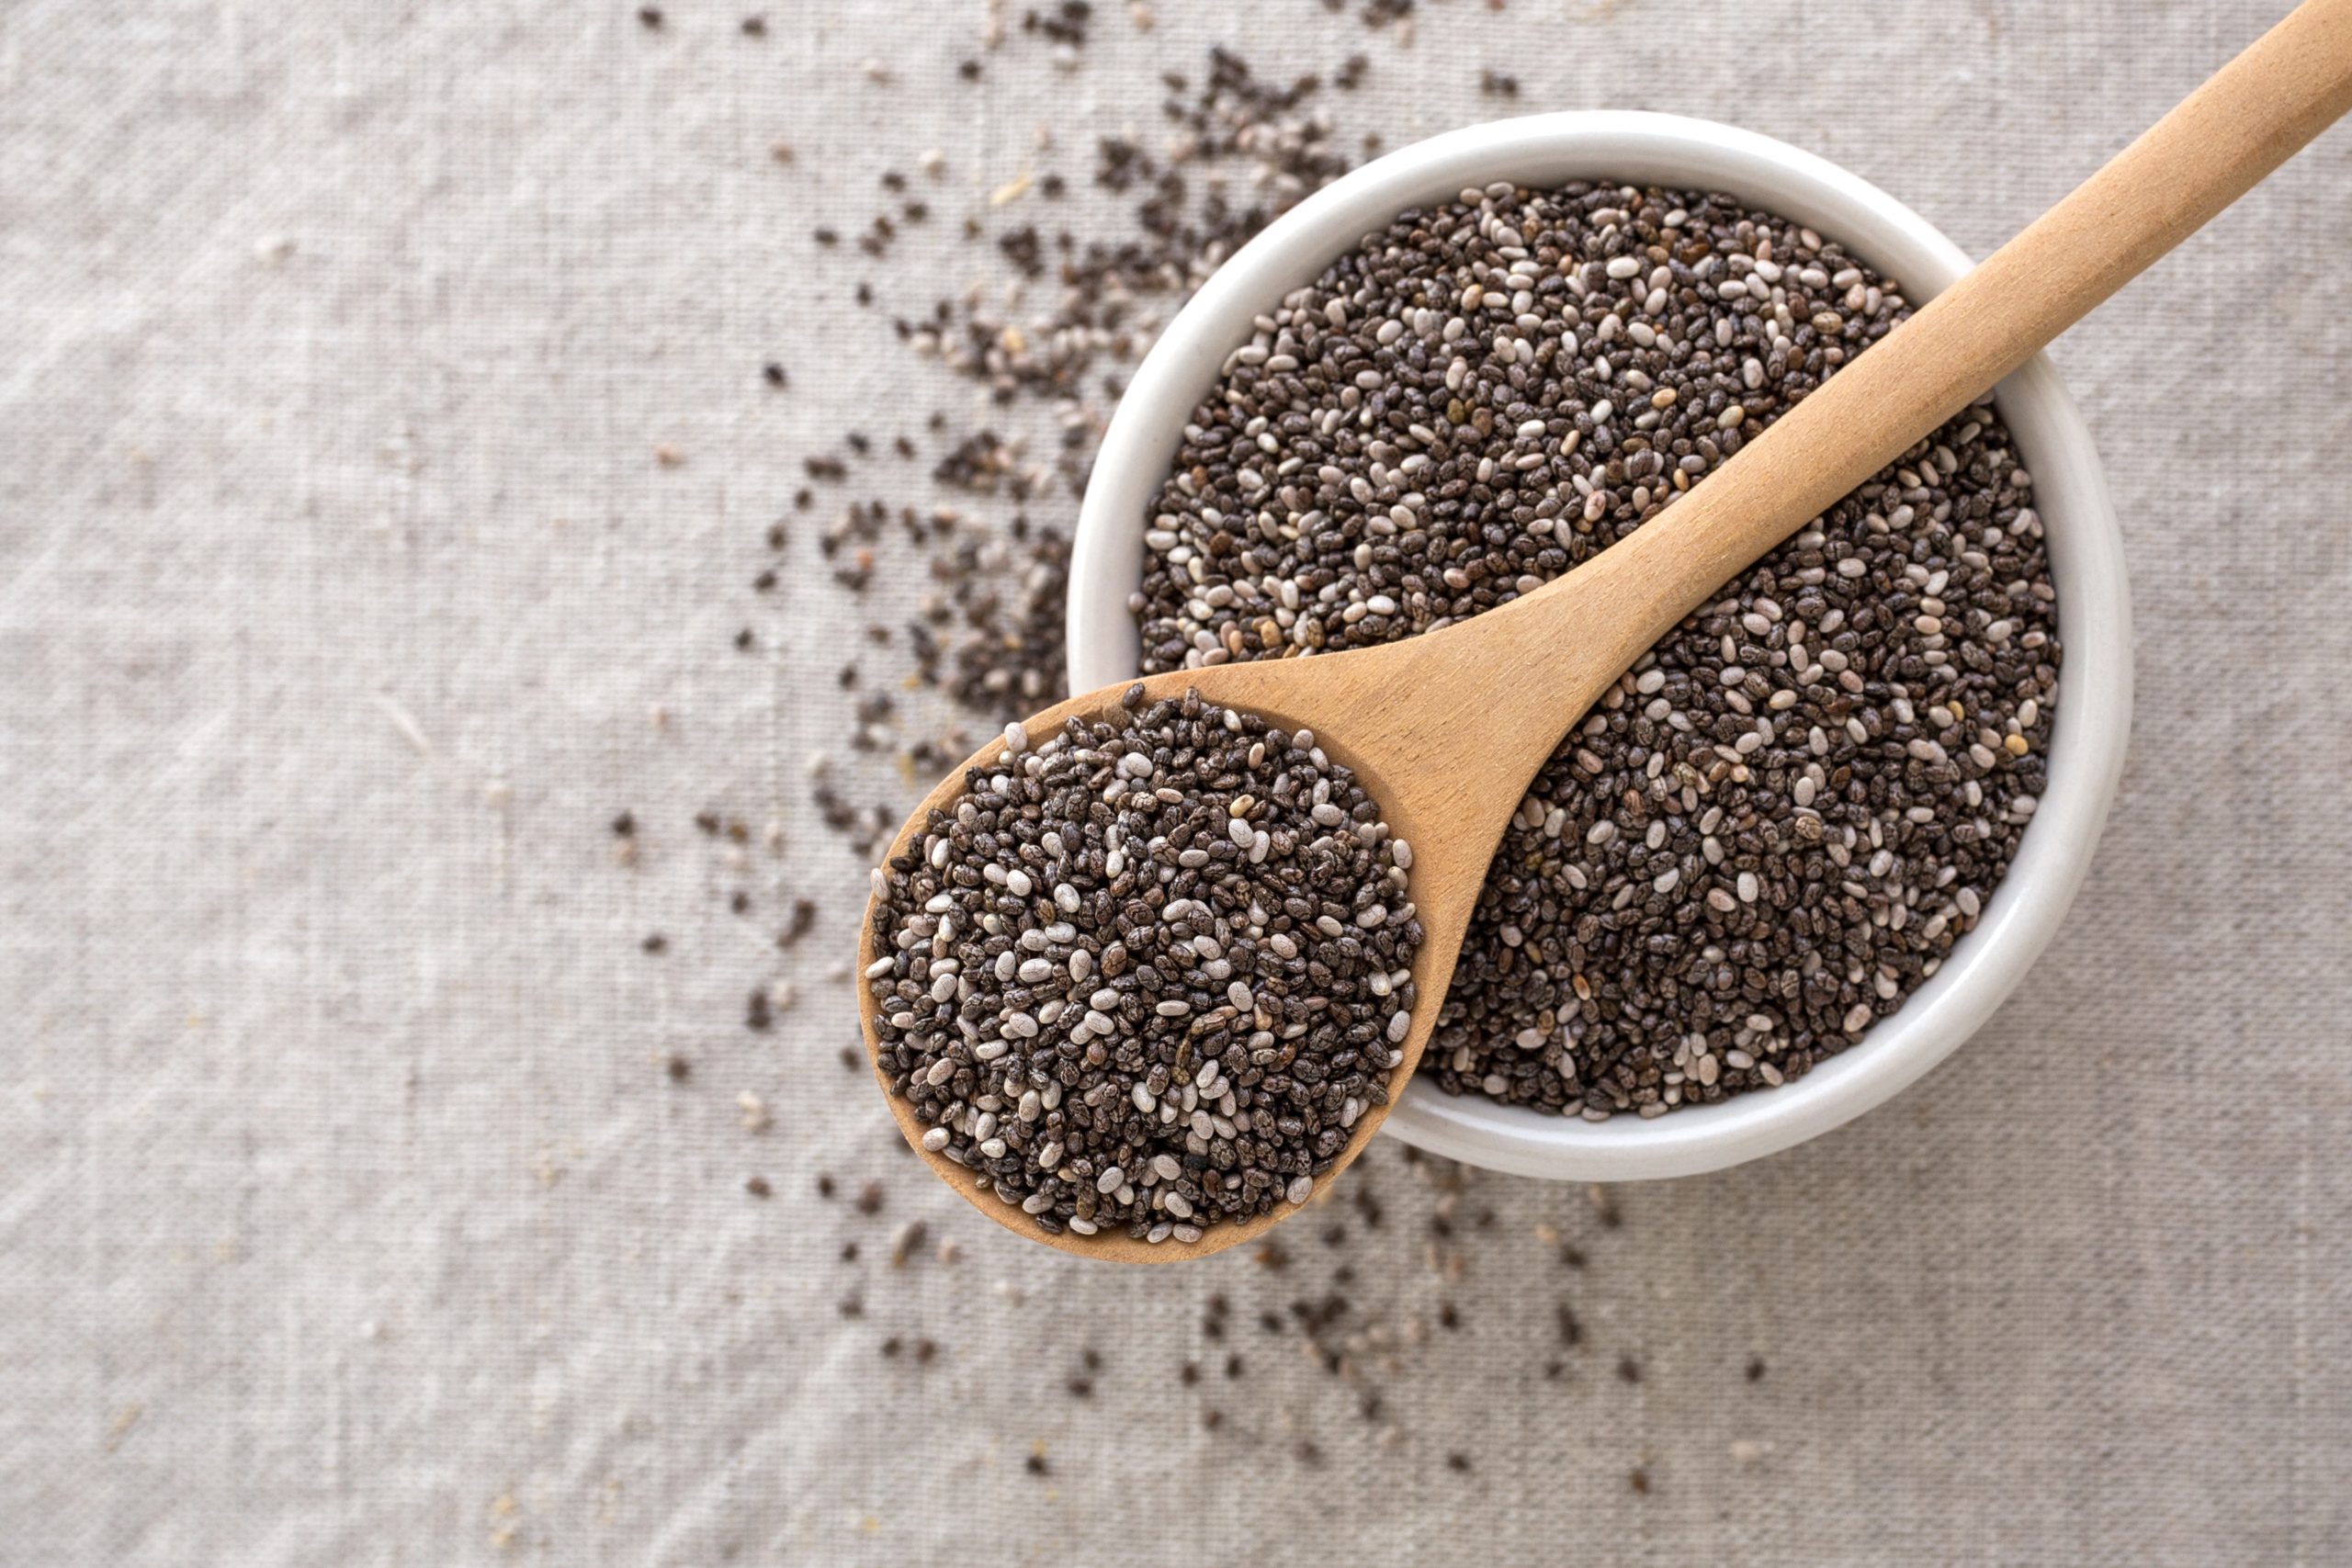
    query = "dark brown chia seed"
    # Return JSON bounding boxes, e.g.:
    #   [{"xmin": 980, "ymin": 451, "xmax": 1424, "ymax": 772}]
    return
[
  {"xmin": 910, "ymin": 515, "xmax": 1072, "ymax": 721},
  {"xmin": 864, "ymin": 687, "xmax": 1422, "ymax": 1243},
  {"xmin": 1132, "ymin": 182, "xmax": 2058, "ymax": 1119}
]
